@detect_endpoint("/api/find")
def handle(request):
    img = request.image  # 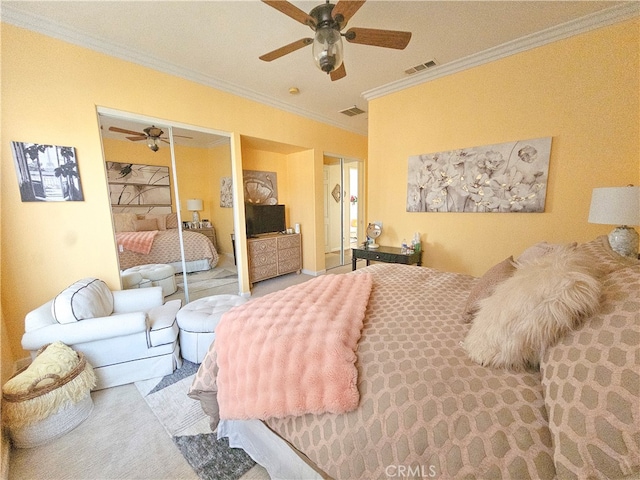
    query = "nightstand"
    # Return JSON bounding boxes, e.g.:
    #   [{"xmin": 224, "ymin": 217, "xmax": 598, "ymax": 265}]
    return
[
  {"xmin": 190, "ymin": 227, "xmax": 217, "ymax": 250},
  {"xmin": 351, "ymin": 245, "xmax": 421, "ymax": 270}
]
